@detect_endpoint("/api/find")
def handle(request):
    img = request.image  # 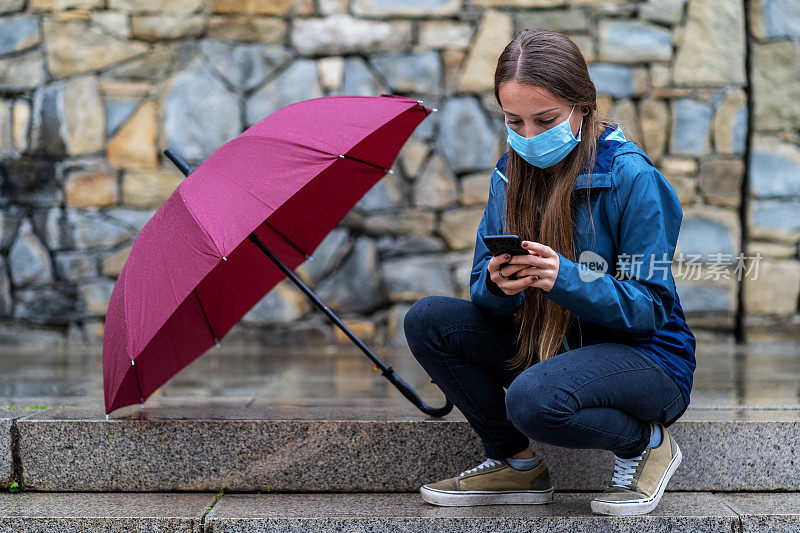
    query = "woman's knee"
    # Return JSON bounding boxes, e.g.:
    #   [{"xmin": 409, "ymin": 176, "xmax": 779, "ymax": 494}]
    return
[
  {"xmin": 505, "ymin": 370, "xmax": 576, "ymax": 433},
  {"xmin": 403, "ymin": 296, "xmax": 456, "ymax": 338}
]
